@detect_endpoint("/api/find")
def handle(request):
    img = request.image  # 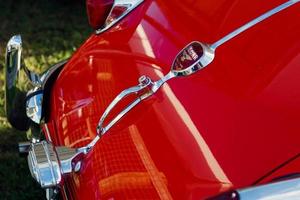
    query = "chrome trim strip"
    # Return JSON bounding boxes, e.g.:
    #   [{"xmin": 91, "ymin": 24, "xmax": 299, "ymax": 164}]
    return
[
  {"xmin": 211, "ymin": 0, "xmax": 300, "ymax": 50},
  {"xmin": 44, "ymin": 124, "xmax": 52, "ymax": 142},
  {"xmin": 237, "ymin": 177, "xmax": 300, "ymax": 199},
  {"xmin": 96, "ymin": 77, "xmax": 152, "ymax": 135}
]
